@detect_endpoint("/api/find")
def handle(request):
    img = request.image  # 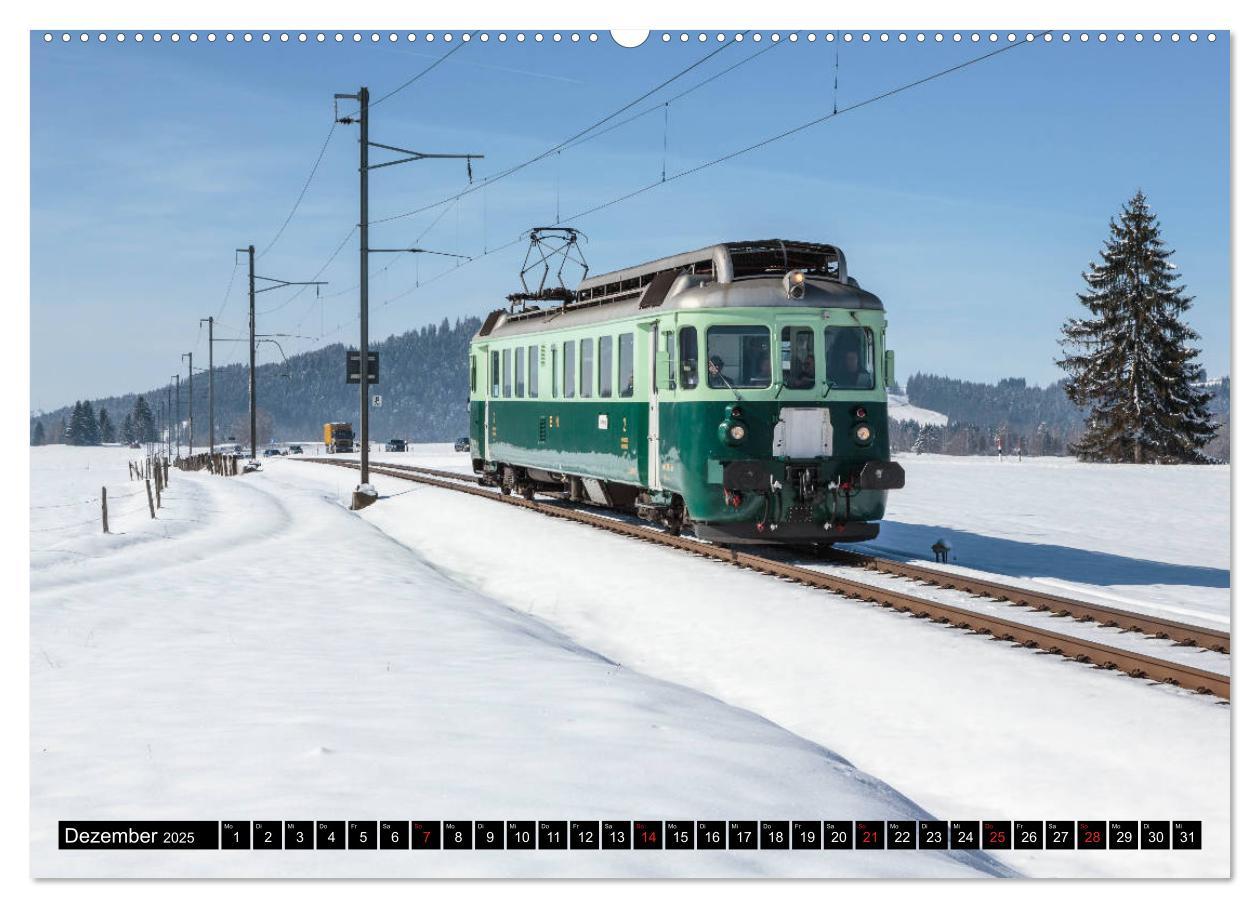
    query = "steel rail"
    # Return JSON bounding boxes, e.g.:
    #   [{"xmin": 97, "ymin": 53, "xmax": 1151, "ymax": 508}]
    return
[
  {"xmin": 814, "ymin": 549, "xmax": 1230, "ymax": 654},
  {"xmin": 303, "ymin": 457, "xmax": 1230, "ymax": 700}
]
